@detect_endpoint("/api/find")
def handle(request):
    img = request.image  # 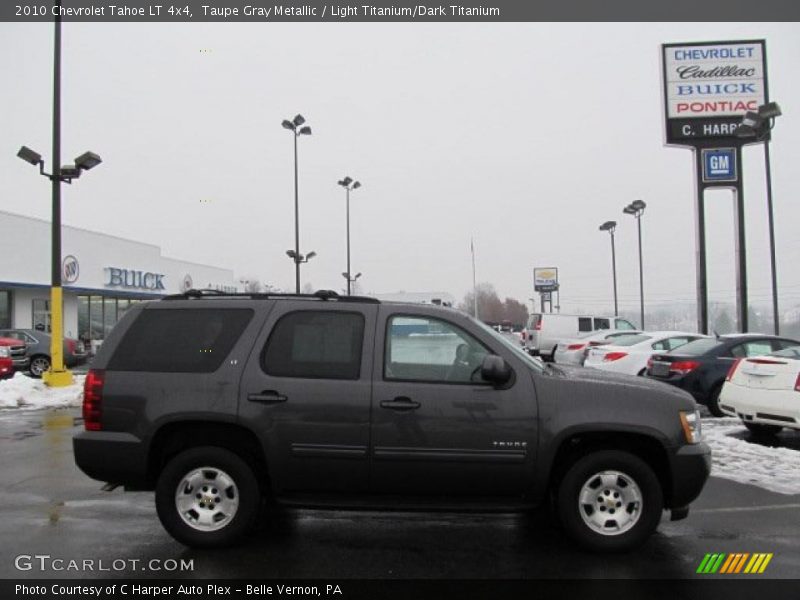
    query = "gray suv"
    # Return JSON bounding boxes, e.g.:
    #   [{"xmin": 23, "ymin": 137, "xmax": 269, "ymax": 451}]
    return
[{"xmin": 73, "ymin": 290, "xmax": 710, "ymax": 552}]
